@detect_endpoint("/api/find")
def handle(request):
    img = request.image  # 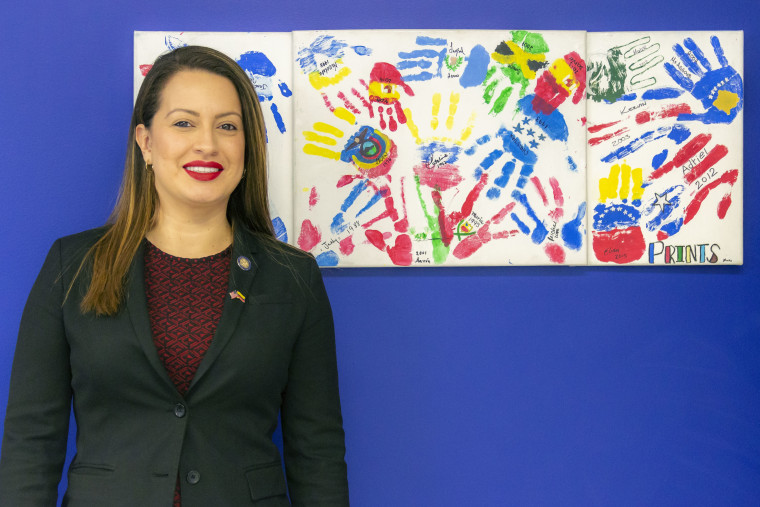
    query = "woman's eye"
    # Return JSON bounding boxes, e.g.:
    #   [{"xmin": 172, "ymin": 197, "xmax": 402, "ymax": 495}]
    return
[
  {"xmin": 219, "ymin": 123, "xmax": 238, "ymax": 131},
  {"xmin": 173, "ymin": 120, "xmax": 192, "ymax": 128}
]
